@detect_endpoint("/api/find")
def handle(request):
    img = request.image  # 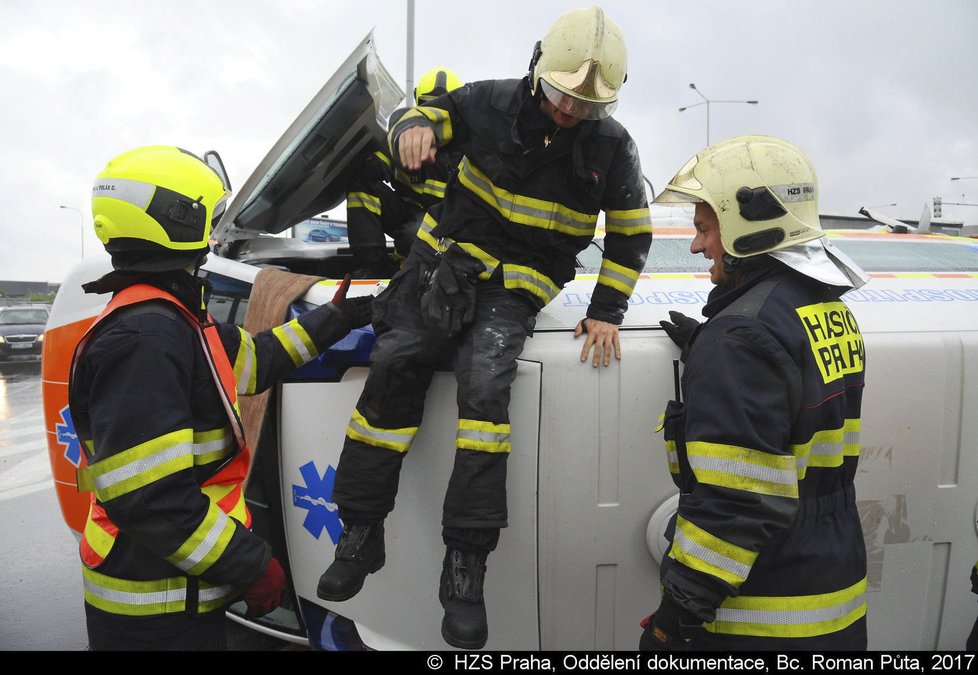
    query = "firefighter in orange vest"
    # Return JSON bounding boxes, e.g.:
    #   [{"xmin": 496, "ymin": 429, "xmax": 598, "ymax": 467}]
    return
[{"xmin": 70, "ymin": 145, "xmax": 372, "ymax": 650}]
